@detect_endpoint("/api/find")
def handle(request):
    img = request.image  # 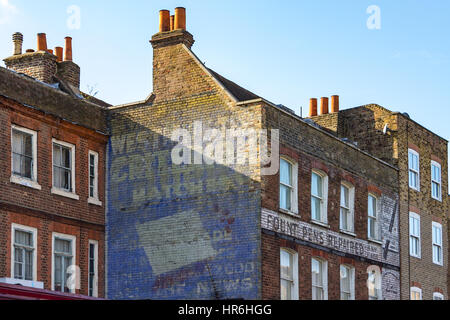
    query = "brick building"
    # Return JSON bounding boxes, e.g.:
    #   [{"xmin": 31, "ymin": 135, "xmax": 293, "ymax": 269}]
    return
[
  {"xmin": 106, "ymin": 8, "xmax": 404, "ymax": 300},
  {"xmin": 1, "ymin": 7, "xmax": 447, "ymax": 301},
  {"xmin": 0, "ymin": 32, "xmax": 109, "ymax": 297},
  {"xmin": 310, "ymin": 103, "xmax": 449, "ymax": 300}
]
